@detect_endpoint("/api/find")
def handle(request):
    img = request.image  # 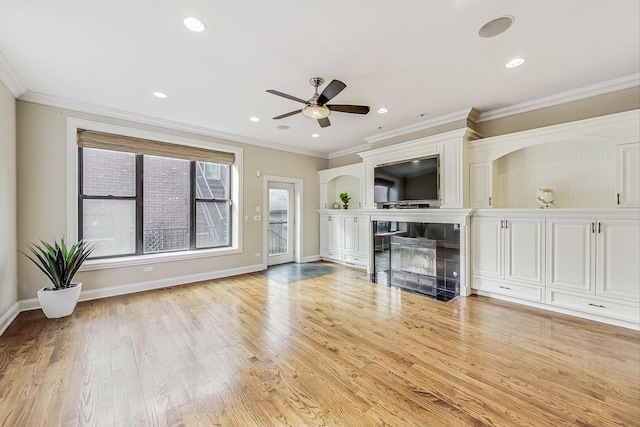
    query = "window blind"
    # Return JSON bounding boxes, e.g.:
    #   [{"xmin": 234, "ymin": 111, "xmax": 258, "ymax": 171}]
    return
[{"xmin": 77, "ymin": 130, "xmax": 235, "ymax": 165}]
